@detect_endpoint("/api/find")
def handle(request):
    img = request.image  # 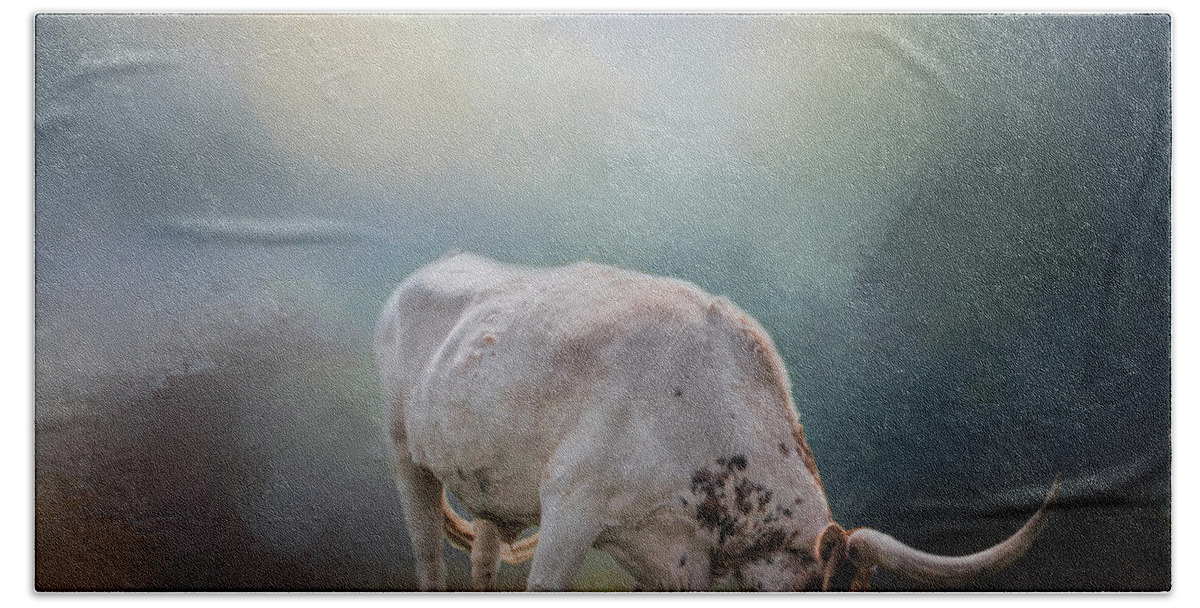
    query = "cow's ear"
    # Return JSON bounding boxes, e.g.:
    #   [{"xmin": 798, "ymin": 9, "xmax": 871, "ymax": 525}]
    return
[
  {"xmin": 816, "ymin": 525, "xmax": 864, "ymax": 592},
  {"xmin": 814, "ymin": 522, "xmax": 846, "ymax": 564}
]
